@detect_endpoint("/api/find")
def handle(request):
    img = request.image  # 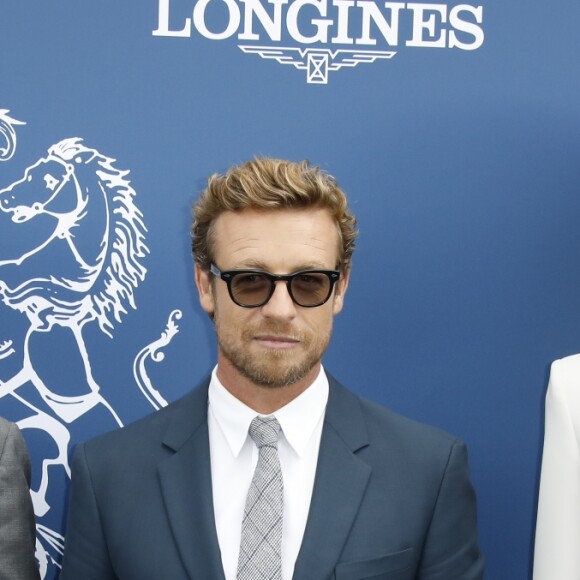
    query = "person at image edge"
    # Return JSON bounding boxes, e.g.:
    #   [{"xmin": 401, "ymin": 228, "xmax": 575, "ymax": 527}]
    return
[{"xmin": 0, "ymin": 416, "xmax": 40, "ymax": 580}]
